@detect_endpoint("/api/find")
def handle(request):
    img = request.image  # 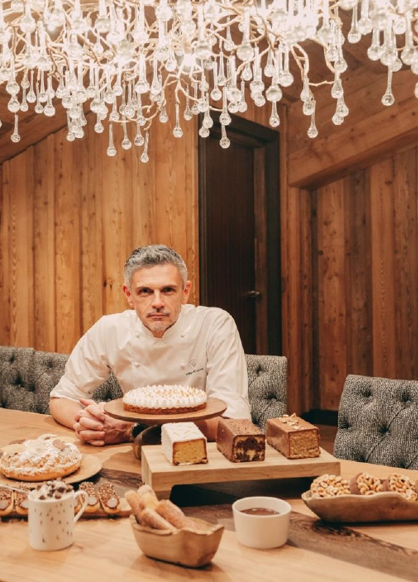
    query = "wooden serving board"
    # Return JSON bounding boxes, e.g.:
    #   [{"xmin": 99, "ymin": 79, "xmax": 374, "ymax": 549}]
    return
[
  {"xmin": 141, "ymin": 443, "xmax": 341, "ymax": 493},
  {"xmin": 2, "ymin": 501, "xmax": 132, "ymax": 520}
]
